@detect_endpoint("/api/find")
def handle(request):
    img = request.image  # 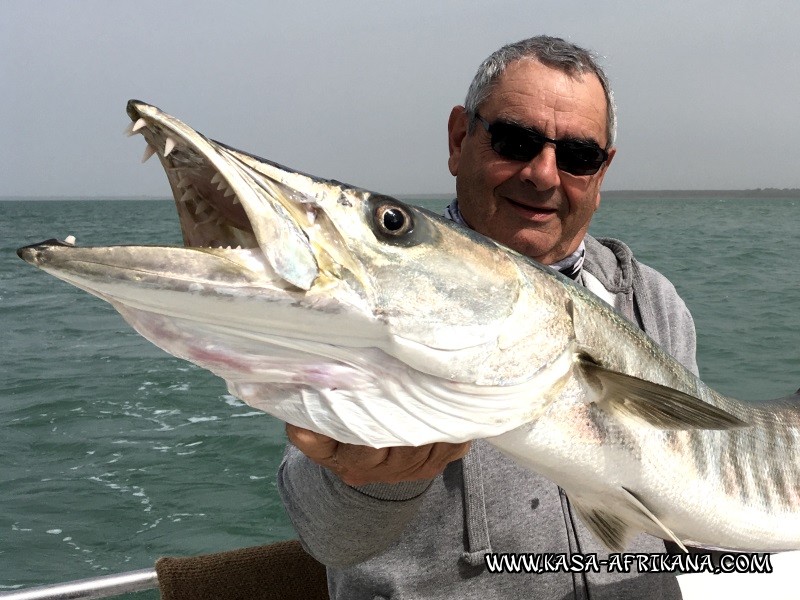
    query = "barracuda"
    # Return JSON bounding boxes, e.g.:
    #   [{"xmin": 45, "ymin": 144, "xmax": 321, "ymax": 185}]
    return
[{"xmin": 17, "ymin": 100, "xmax": 800, "ymax": 553}]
